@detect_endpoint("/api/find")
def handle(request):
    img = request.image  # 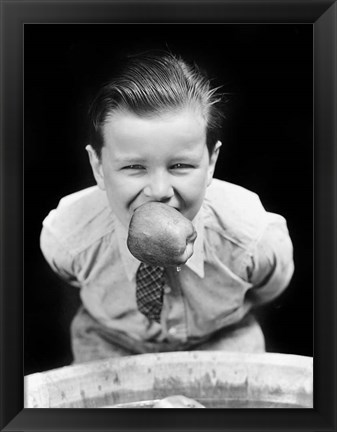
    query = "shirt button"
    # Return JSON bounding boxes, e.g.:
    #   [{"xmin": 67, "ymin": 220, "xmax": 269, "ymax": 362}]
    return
[{"xmin": 164, "ymin": 286, "xmax": 171, "ymax": 294}]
